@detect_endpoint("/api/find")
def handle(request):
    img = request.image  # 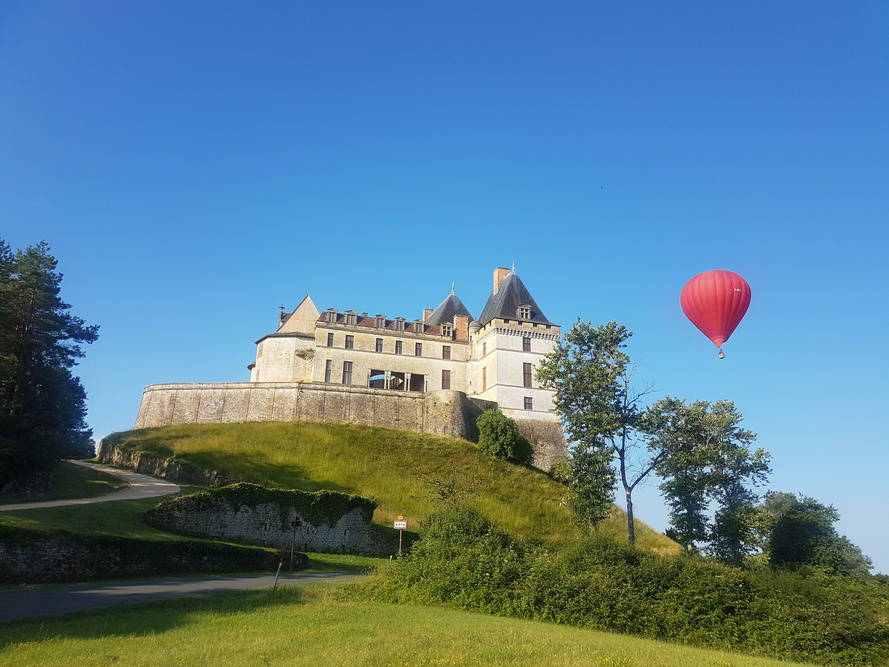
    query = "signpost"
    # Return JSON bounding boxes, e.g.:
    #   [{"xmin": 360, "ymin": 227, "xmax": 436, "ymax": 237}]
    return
[{"xmin": 393, "ymin": 514, "xmax": 407, "ymax": 555}]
